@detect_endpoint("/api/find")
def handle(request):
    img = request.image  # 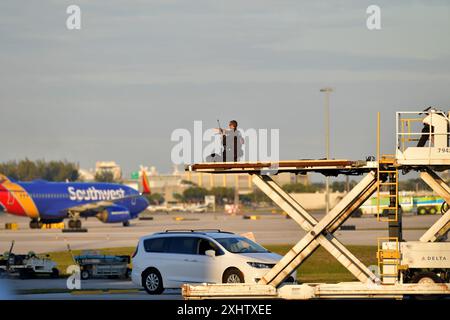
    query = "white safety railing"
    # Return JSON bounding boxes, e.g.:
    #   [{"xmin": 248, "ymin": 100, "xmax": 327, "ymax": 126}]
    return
[{"xmin": 396, "ymin": 111, "xmax": 450, "ymax": 153}]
